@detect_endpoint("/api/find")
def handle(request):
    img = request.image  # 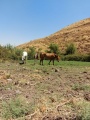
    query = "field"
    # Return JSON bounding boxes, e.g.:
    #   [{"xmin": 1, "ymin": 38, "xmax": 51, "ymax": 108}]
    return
[{"xmin": 0, "ymin": 60, "xmax": 90, "ymax": 120}]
